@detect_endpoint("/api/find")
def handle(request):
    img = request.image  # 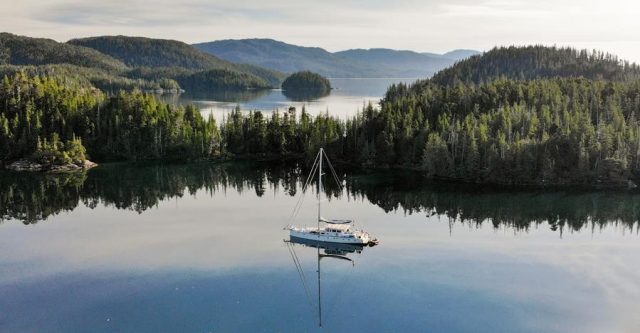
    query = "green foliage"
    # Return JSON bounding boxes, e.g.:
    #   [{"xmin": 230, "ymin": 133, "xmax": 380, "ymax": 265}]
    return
[
  {"xmin": 282, "ymin": 71, "xmax": 331, "ymax": 91},
  {"xmin": 0, "ymin": 64, "xmax": 180, "ymax": 93},
  {"xmin": 0, "ymin": 72, "xmax": 220, "ymax": 163},
  {"xmin": 31, "ymin": 134, "xmax": 87, "ymax": 166},
  {"xmin": 281, "ymin": 71, "xmax": 331, "ymax": 100},
  {"xmin": 342, "ymin": 77, "xmax": 640, "ymax": 186}
]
